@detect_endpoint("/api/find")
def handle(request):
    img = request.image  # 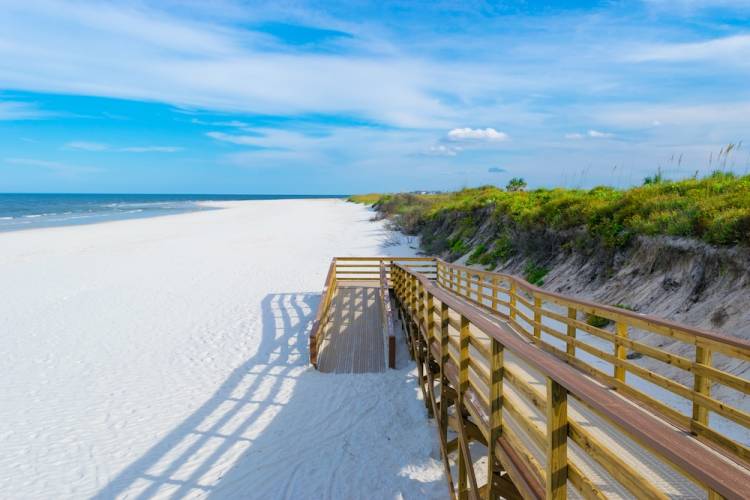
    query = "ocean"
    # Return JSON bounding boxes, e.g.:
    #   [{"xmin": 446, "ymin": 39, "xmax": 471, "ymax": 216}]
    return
[{"xmin": 0, "ymin": 193, "xmax": 347, "ymax": 232}]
